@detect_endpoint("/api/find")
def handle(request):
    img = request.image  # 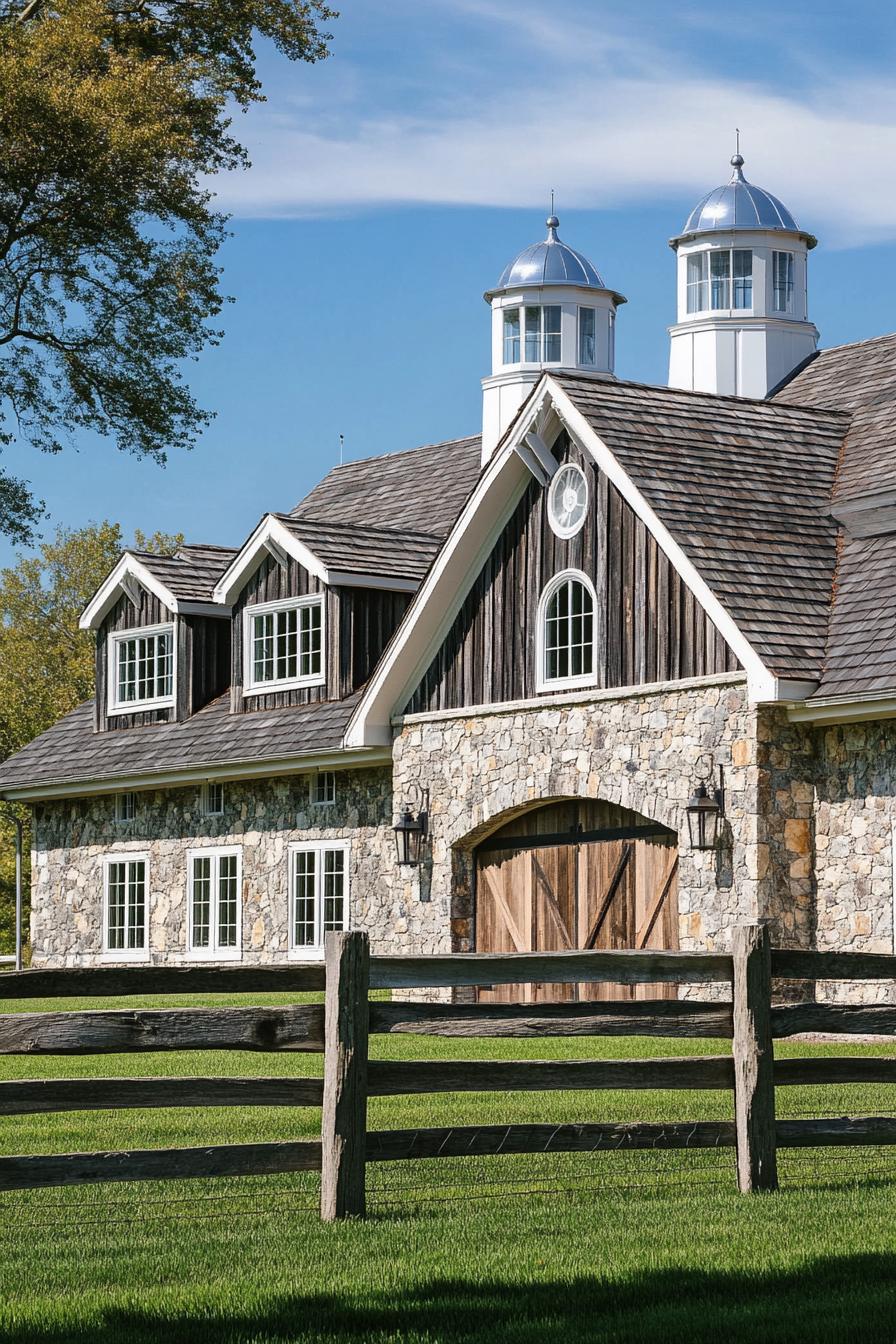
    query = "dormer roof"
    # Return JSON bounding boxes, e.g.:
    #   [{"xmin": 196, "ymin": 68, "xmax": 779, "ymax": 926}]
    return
[{"xmin": 79, "ymin": 544, "xmax": 237, "ymax": 630}]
